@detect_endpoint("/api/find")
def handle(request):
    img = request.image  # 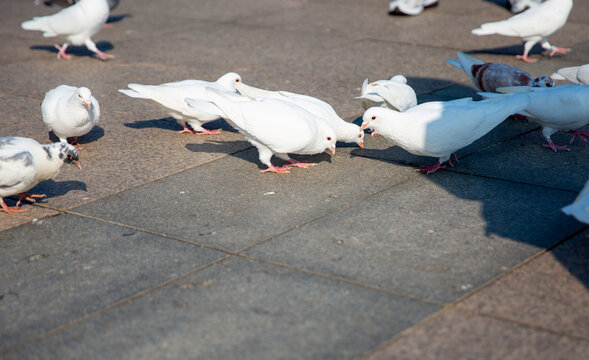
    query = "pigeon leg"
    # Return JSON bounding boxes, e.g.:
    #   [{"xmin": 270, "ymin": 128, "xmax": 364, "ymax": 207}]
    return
[
  {"xmin": 542, "ymin": 138, "xmax": 570, "ymax": 152},
  {"xmin": 371, "ymin": 130, "xmax": 380, "ymax": 137},
  {"xmin": 178, "ymin": 124, "xmax": 197, "ymax": 134},
  {"xmin": 285, "ymin": 159, "xmax": 317, "ymax": 169},
  {"xmin": 446, "ymin": 153, "xmax": 459, "ymax": 167},
  {"xmin": 260, "ymin": 165, "xmax": 290, "ymax": 174},
  {"xmin": 1, "ymin": 199, "xmax": 27, "ymax": 215},
  {"xmin": 84, "ymin": 39, "xmax": 114, "ymax": 60},
  {"xmin": 516, "ymin": 40, "xmax": 538, "ymax": 63},
  {"xmin": 568, "ymin": 130, "xmax": 589, "ymax": 144},
  {"xmin": 196, "ymin": 129, "xmax": 222, "ymax": 135},
  {"xmin": 416, "ymin": 161, "xmax": 446, "ymax": 174},
  {"xmin": 54, "ymin": 43, "xmax": 71, "ymax": 59},
  {"xmin": 15, "ymin": 193, "xmax": 47, "ymax": 207},
  {"xmin": 548, "ymin": 46, "xmax": 570, "ymax": 57}
]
